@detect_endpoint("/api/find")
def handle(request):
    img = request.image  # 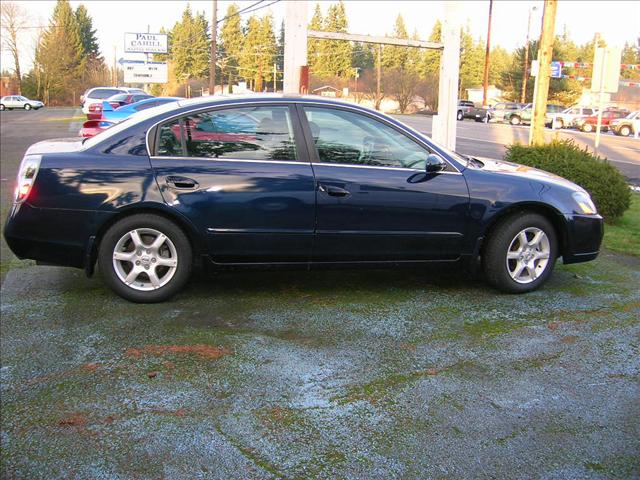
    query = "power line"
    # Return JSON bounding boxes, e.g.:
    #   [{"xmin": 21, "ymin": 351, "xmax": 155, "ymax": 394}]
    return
[{"xmin": 216, "ymin": 0, "xmax": 264, "ymax": 24}]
